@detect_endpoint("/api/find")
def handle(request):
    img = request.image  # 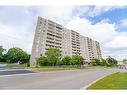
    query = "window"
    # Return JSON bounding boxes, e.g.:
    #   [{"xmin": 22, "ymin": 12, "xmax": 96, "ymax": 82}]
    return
[
  {"xmin": 47, "ymin": 29, "xmax": 54, "ymax": 33},
  {"xmin": 48, "ymin": 23, "xmax": 55, "ymax": 27},
  {"xmin": 56, "ymin": 26, "xmax": 62, "ymax": 30},
  {"xmin": 47, "ymin": 37, "xmax": 54, "ymax": 40},
  {"xmin": 40, "ymin": 21, "xmax": 42, "ymax": 24},
  {"xmin": 47, "ymin": 33, "xmax": 55, "ymax": 36}
]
